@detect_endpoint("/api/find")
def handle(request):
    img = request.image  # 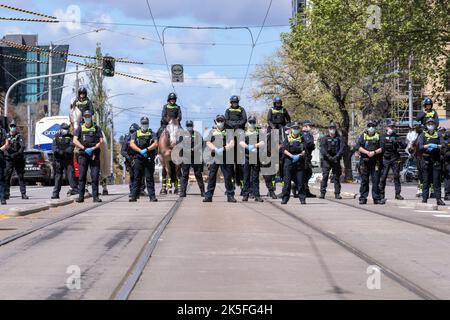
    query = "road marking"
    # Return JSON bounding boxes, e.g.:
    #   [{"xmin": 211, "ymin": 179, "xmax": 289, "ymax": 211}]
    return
[
  {"xmin": 0, "ymin": 215, "xmax": 9, "ymax": 220},
  {"xmin": 415, "ymin": 210, "xmax": 440, "ymax": 213},
  {"xmin": 433, "ymin": 214, "xmax": 450, "ymax": 218}
]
